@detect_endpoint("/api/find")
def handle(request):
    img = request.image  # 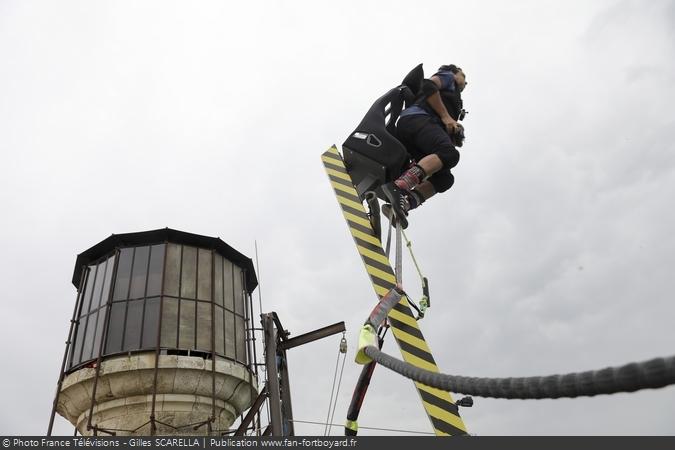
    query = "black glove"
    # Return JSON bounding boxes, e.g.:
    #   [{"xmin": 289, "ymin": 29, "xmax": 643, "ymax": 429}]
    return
[{"xmin": 451, "ymin": 123, "xmax": 465, "ymax": 147}]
